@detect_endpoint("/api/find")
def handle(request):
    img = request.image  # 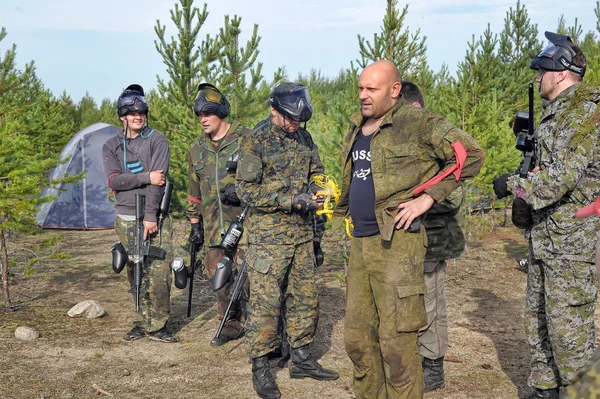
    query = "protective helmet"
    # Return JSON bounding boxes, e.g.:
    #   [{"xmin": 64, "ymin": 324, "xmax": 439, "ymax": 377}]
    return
[
  {"xmin": 530, "ymin": 31, "xmax": 586, "ymax": 77},
  {"xmin": 269, "ymin": 82, "xmax": 313, "ymax": 122},
  {"xmin": 193, "ymin": 83, "xmax": 230, "ymax": 119},
  {"xmin": 117, "ymin": 84, "xmax": 149, "ymax": 117}
]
